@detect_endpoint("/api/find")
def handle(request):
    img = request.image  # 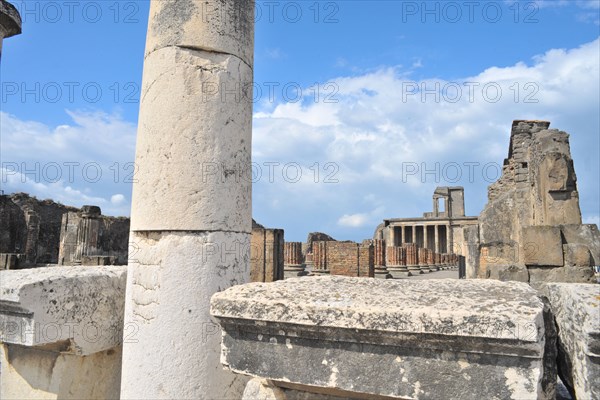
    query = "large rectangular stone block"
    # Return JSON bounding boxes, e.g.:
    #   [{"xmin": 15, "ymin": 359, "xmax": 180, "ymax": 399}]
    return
[
  {"xmin": 544, "ymin": 283, "xmax": 600, "ymax": 400},
  {"xmin": 211, "ymin": 276, "xmax": 556, "ymax": 399},
  {"xmin": 521, "ymin": 226, "xmax": 564, "ymax": 266},
  {"xmin": 0, "ymin": 266, "xmax": 126, "ymax": 355}
]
